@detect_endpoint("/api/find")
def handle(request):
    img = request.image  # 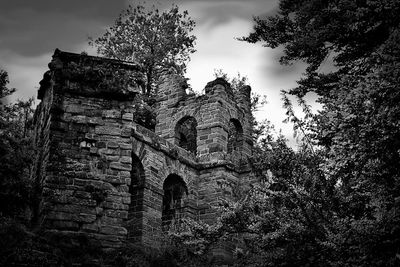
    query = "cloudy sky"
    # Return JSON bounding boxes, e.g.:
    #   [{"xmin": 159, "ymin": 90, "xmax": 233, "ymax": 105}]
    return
[{"xmin": 0, "ymin": 0, "xmax": 310, "ymax": 145}]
